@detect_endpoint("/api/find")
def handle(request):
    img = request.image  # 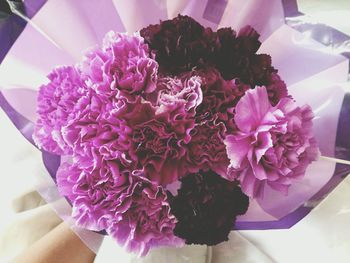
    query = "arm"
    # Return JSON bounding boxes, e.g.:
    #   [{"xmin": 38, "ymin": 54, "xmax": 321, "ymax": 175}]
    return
[{"xmin": 12, "ymin": 222, "xmax": 96, "ymax": 263}]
